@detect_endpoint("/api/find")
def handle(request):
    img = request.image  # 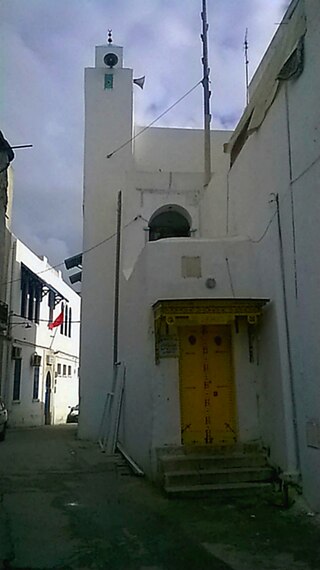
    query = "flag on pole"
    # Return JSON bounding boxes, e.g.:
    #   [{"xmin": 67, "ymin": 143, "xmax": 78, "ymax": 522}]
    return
[{"xmin": 48, "ymin": 310, "xmax": 64, "ymax": 330}]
